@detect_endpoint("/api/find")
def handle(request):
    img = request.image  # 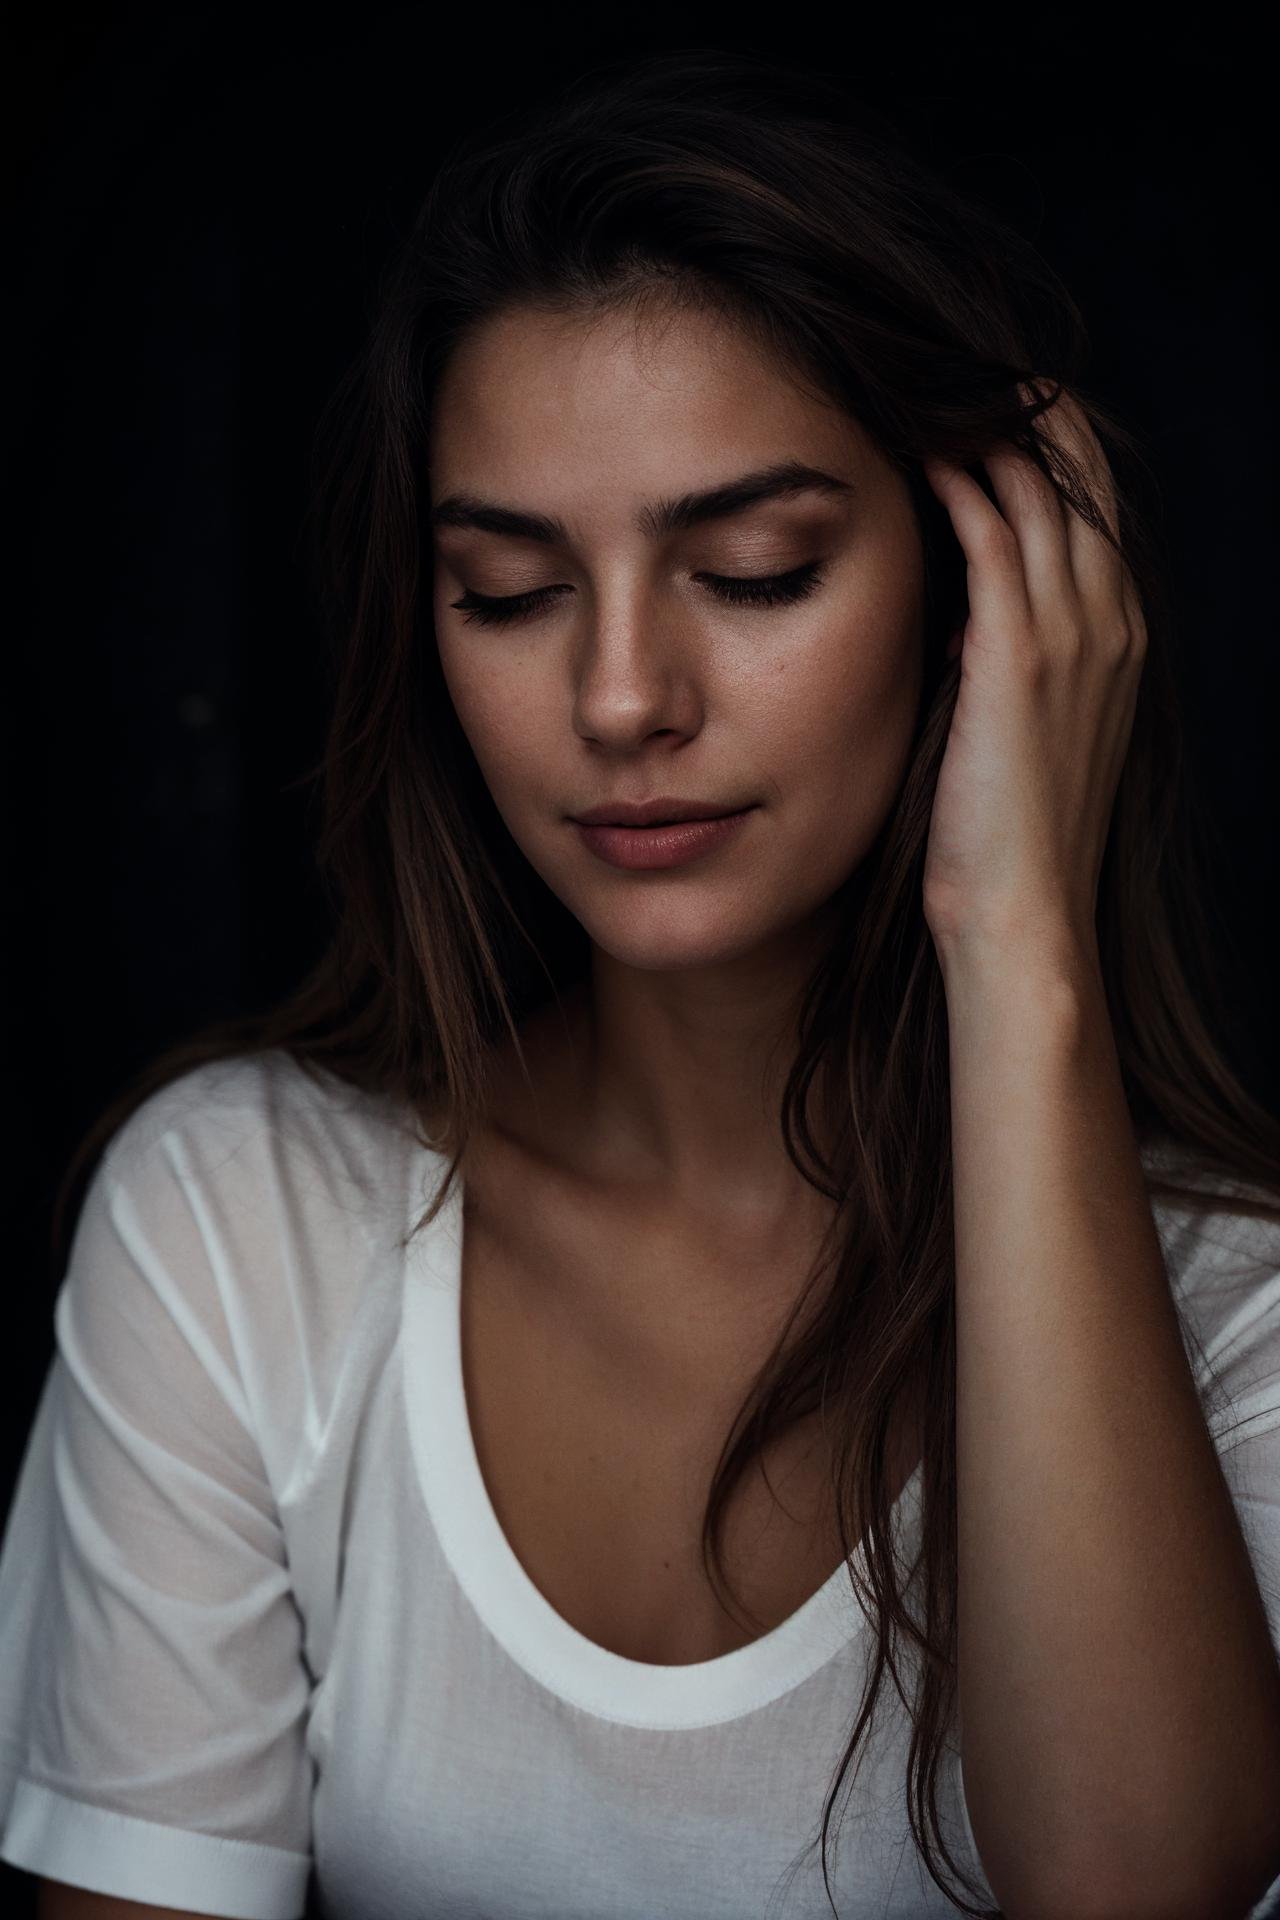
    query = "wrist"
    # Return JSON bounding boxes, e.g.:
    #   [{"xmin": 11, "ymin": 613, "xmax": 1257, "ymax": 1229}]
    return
[{"xmin": 933, "ymin": 921, "xmax": 1104, "ymax": 1019}]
